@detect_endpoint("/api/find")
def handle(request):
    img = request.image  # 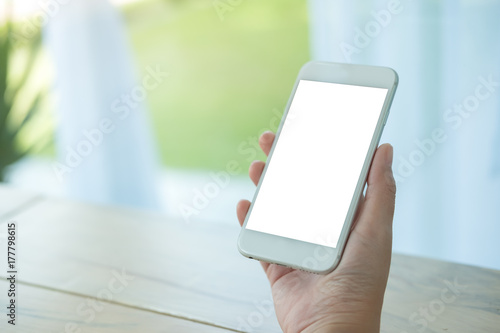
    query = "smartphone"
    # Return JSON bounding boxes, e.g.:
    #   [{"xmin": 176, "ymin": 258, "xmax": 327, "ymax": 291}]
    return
[{"xmin": 237, "ymin": 61, "xmax": 398, "ymax": 274}]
